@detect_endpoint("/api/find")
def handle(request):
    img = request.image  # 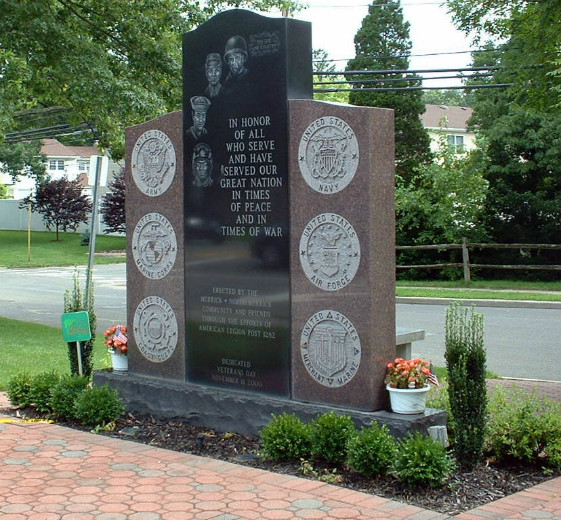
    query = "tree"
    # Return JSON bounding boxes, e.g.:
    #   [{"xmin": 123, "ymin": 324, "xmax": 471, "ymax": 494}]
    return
[
  {"xmin": 345, "ymin": 0, "xmax": 432, "ymax": 182},
  {"xmin": 22, "ymin": 177, "xmax": 93, "ymax": 240},
  {"xmin": 0, "ymin": 140, "xmax": 46, "ymax": 183},
  {"xmin": 313, "ymin": 49, "xmax": 350, "ymax": 104},
  {"xmin": 0, "ymin": 0, "xmax": 301, "ymax": 159},
  {"xmin": 0, "ymin": 182, "xmax": 8, "ymax": 199},
  {"xmin": 422, "ymin": 89, "xmax": 472, "ymax": 107},
  {"xmin": 100, "ymin": 169, "xmax": 126, "ymax": 234}
]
